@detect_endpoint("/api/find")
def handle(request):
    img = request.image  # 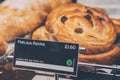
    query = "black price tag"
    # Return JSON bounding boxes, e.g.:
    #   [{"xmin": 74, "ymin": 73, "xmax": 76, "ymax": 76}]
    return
[{"xmin": 13, "ymin": 38, "xmax": 79, "ymax": 76}]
